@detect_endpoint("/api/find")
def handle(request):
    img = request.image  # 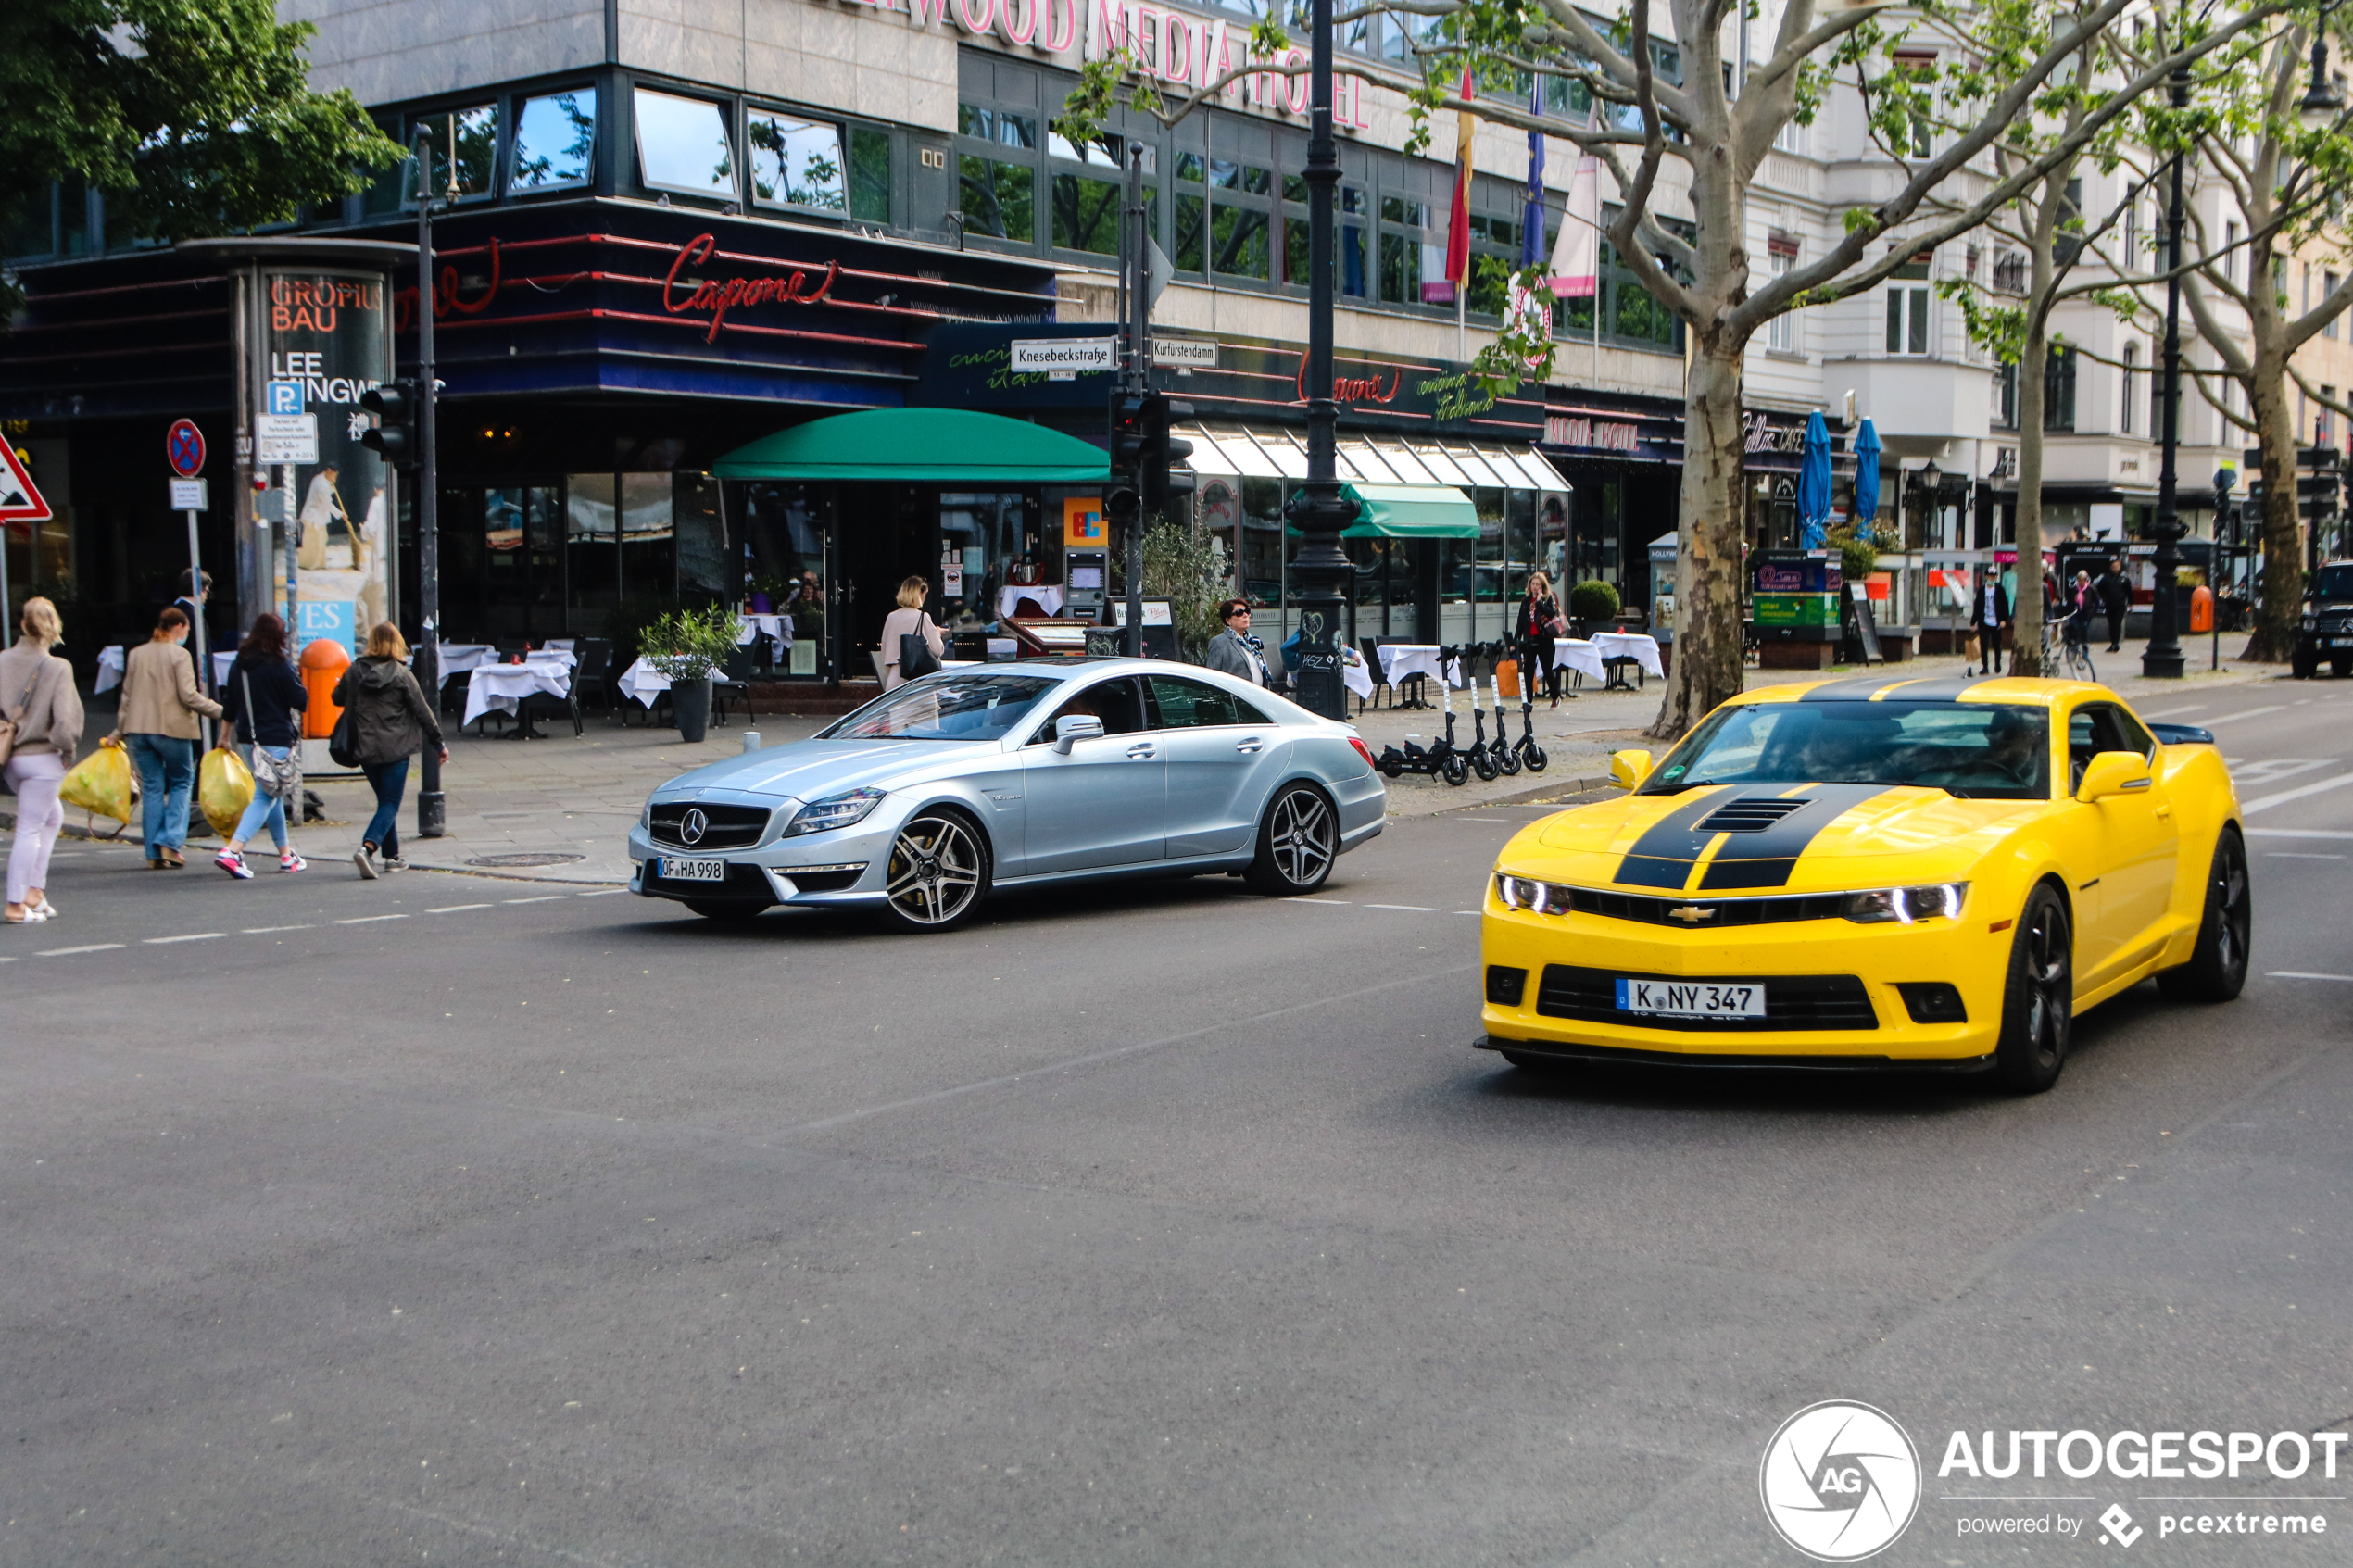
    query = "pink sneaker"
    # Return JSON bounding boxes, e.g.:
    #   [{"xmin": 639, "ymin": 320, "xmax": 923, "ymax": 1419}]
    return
[
  {"xmin": 278, "ymin": 850, "xmax": 308, "ymax": 873},
  {"xmin": 215, "ymin": 848, "xmax": 254, "ymax": 881}
]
